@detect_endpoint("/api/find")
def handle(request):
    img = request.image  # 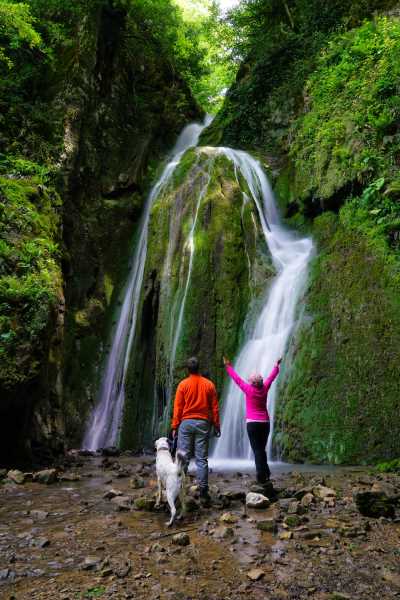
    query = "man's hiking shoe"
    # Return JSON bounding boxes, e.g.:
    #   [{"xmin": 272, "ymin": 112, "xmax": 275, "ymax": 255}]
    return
[
  {"xmin": 199, "ymin": 490, "xmax": 212, "ymax": 507},
  {"xmin": 249, "ymin": 480, "xmax": 274, "ymax": 497}
]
